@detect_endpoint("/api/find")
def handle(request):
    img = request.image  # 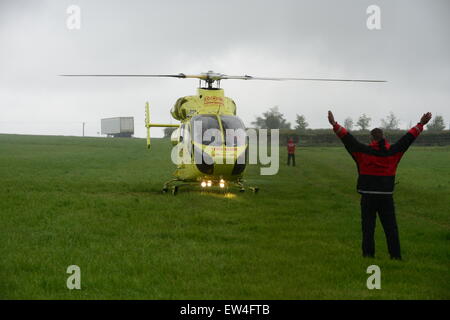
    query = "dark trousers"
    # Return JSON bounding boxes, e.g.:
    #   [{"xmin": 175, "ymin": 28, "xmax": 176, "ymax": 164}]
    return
[
  {"xmin": 287, "ymin": 154, "xmax": 295, "ymax": 166},
  {"xmin": 360, "ymin": 194, "xmax": 401, "ymax": 259}
]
